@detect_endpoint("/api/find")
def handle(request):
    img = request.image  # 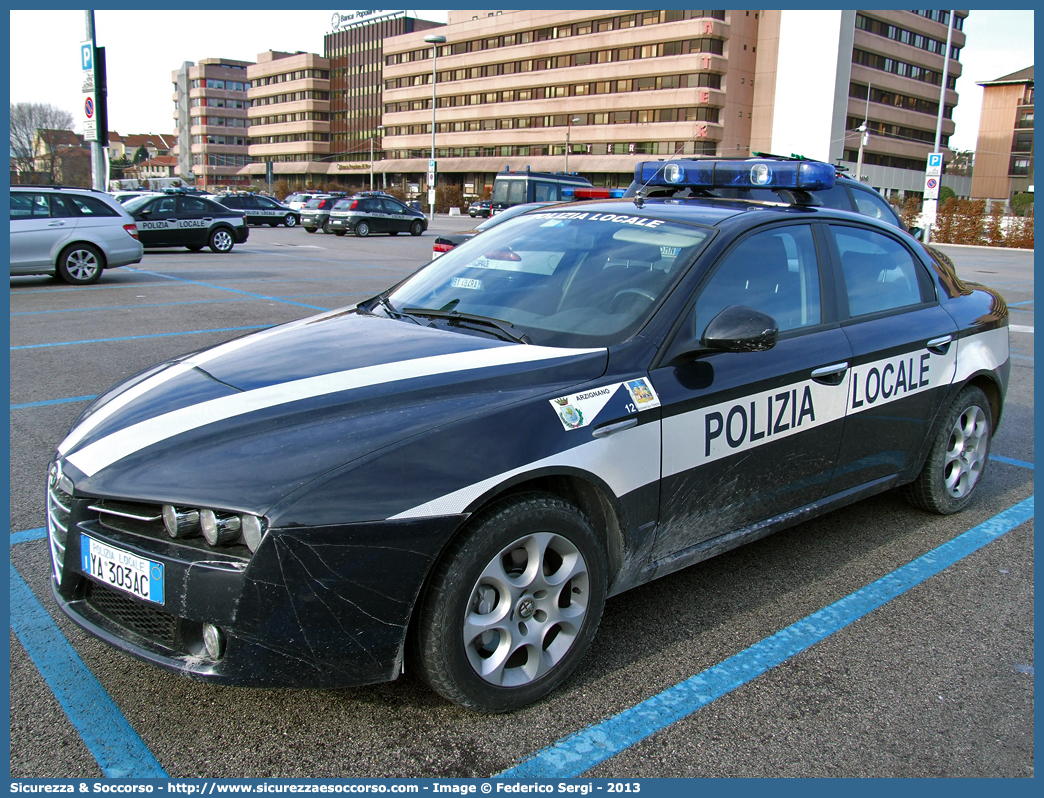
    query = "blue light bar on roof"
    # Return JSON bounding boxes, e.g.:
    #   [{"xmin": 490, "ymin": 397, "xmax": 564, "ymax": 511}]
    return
[{"xmin": 636, "ymin": 159, "xmax": 836, "ymax": 191}]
